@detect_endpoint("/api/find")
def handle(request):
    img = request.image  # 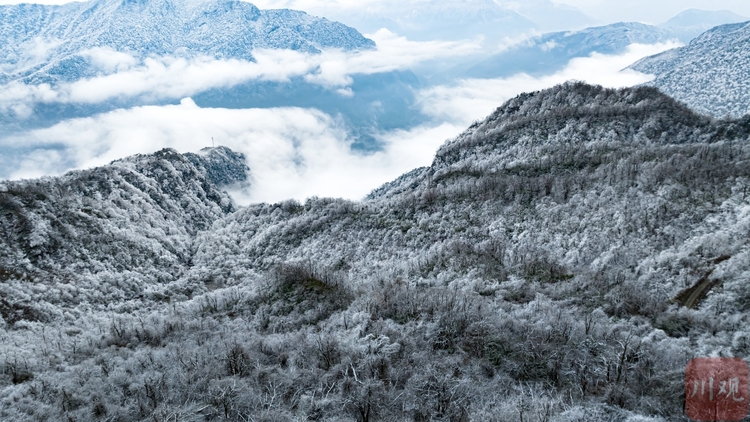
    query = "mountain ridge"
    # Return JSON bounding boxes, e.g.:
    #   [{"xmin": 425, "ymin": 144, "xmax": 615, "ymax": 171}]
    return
[
  {"xmin": 659, "ymin": 8, "xmax": 748, "ymax": 42},
  {"xmin": 455, "ymin": 22, "xmax": 674, "ymax": 81},
  {"xmin": 3, "ymin": 84, "xmax": 750, "ymax": 421},
  {"xmin": 630, "ymin": 21, "xmax": 750, "ymax": 118},
  {"xmin": 0, "ymin": 0, "xmax": 374, "ymax": 85},
  {"xmin": 0, "ymin": 146, "xmax": 248, "ymax": 312}
]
